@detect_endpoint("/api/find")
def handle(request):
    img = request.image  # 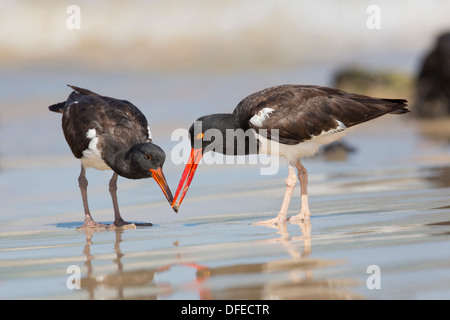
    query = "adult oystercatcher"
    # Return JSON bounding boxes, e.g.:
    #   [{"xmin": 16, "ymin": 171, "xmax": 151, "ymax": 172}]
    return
[
  {"xmin": 49, "ymin": 85, "xmax": 175, "ymax": 229},
  {"xmin": 172, "ymin": 84, "xmax": 408, "ymax": 224}
]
